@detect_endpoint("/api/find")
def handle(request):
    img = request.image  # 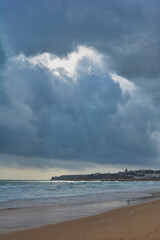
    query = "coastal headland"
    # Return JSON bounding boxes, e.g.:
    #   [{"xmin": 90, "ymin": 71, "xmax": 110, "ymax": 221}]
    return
[
  {"xmin": 51, "ymin": 169, "xmax": 160, "ymax": 181},
  {"xmin": 1, "ymin": 200, "xmax": 160, "ymax": 240}
]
